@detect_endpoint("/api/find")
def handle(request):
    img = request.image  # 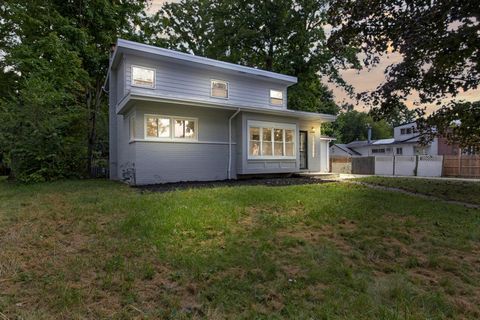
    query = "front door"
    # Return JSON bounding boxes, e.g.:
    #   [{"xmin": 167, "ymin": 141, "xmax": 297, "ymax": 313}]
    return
[{"xmin": 299, "ymin": 131, "xmax": 308, "ymax": 170}]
